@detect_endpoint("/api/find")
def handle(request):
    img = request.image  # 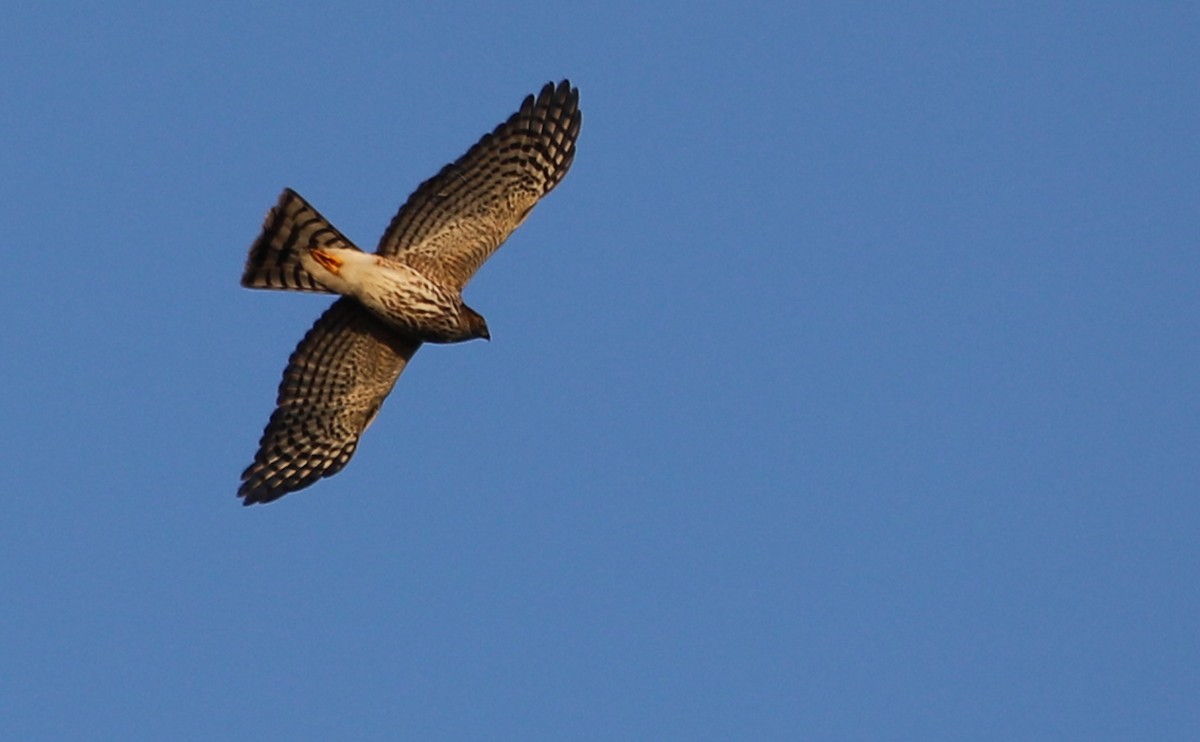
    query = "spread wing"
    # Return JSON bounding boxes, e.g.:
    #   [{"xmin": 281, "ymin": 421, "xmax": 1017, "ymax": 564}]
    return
[
  {"xmin": 375, "ymin": 80, "xmax": 582, "ymax": 290},
  {"xmin": 239, "ymin": 298, "xmax": 421, "ymax": 505}
]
